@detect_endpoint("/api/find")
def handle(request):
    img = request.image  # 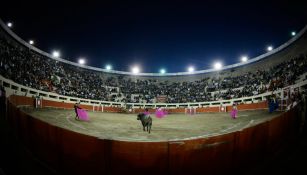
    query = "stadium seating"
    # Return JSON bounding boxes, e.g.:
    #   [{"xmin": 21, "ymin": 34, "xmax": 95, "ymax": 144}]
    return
[{"xmin": 0, "ymin": 22, "xmax": 307, "ymax": 104}]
